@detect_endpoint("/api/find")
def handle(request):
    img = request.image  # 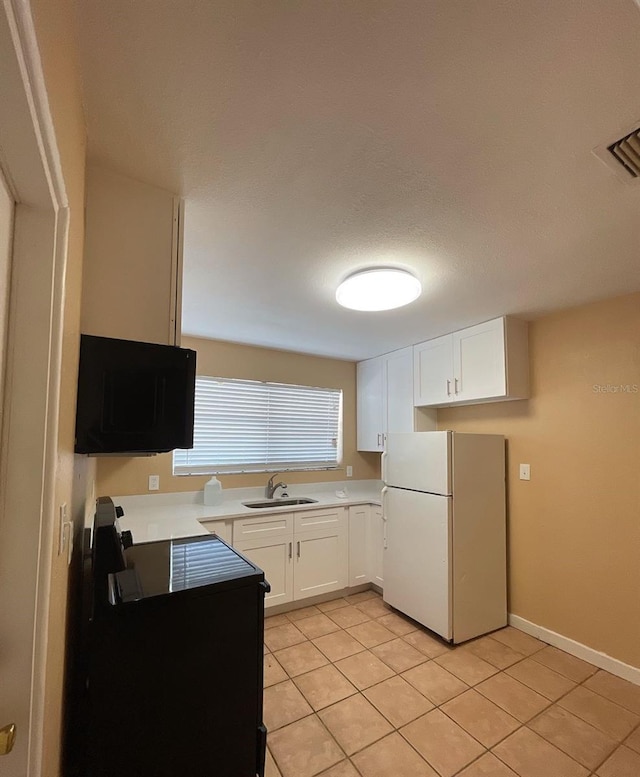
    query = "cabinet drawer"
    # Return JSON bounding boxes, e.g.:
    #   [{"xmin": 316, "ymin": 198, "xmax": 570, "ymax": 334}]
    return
[
  {"xmin": 233, "ymin": 512, "xmax": 294, "ymax": 543},
  {"xmin": 294, "ymin": 507, "xmax": 346, "ymax": 534}
]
